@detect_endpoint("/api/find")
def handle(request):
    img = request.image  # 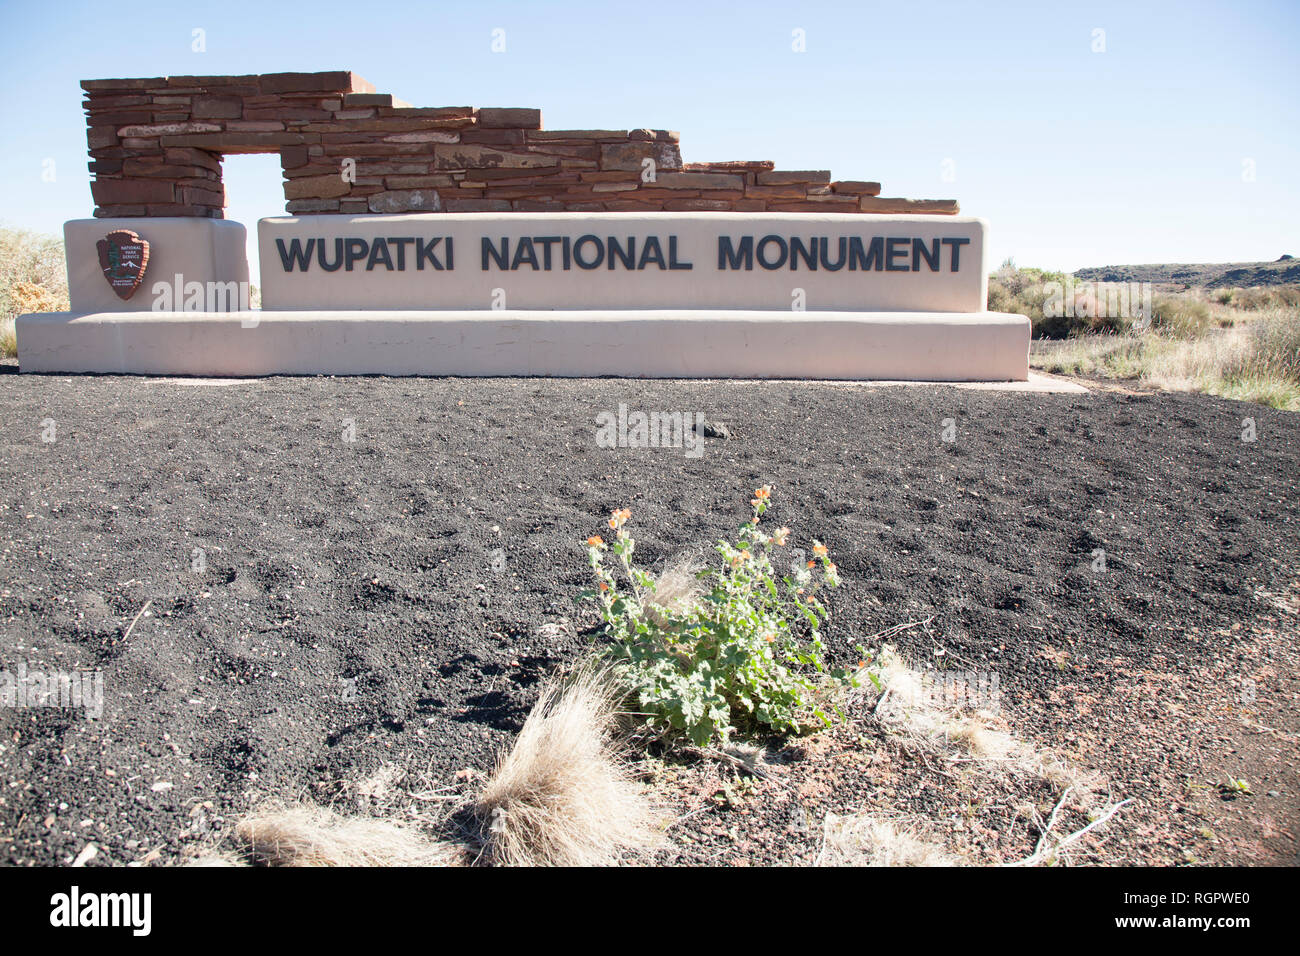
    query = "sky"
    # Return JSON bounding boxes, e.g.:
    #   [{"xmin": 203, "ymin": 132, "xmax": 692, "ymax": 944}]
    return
[{"xmin": 0, "ymin": 0, "xmax": 1296, "ymax": 281}]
